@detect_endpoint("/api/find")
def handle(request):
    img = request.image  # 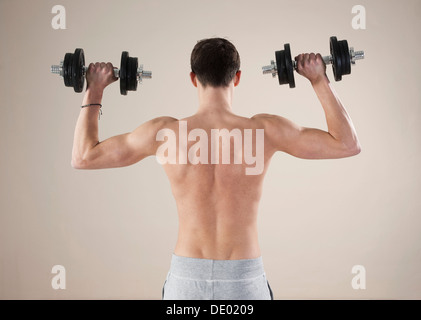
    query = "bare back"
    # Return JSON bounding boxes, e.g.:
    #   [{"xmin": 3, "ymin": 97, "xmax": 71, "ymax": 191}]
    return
[{"xmin": 160, "ymin": 111, "xmax": 273, "ymax": 260}]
